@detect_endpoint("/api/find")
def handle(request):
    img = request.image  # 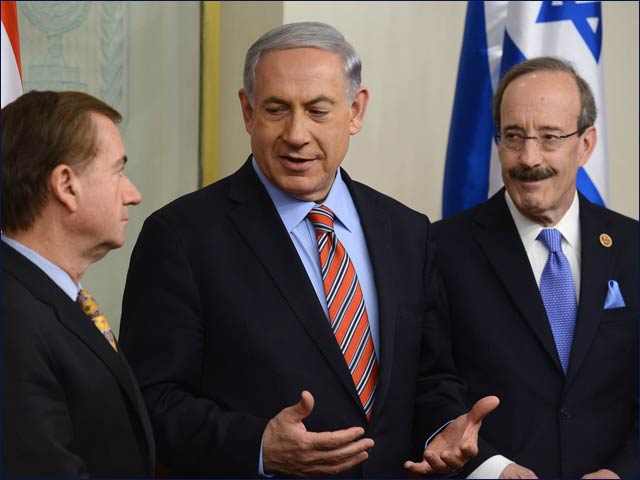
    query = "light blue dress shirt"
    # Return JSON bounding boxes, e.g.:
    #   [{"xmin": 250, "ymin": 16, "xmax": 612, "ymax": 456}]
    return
[
  {"xmin": 2, "ymin": 234, "xmax": 80, "ymax": 300},
  {"xmin": 252, "ymin": 157, "xmax": 379, "ymax": 476},
  {"xmin": 252, "ymin": 158, "xmax": 380, "ymax": 356}
]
